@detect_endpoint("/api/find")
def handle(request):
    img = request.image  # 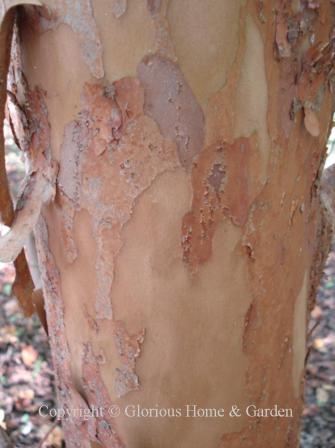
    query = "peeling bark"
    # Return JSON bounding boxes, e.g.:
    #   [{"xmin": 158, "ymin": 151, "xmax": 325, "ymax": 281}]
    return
[
  {"xmin": 112, "ymin": 321, "xmax": 145, "ymax": 398},
  {"xmin": 2, "ymin": 1, "xmax": 335, "ymax": 447},
  {"xmin": 0, "ymin": 1, "xmax": 48, "ymax": 317},
  {"xmin": 22, "ymin": 0, "xmax": 104, "ymax": 79},
  {"xmin": 0, "ymin": 160, "xmax": 57, "ymax": 262}
]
